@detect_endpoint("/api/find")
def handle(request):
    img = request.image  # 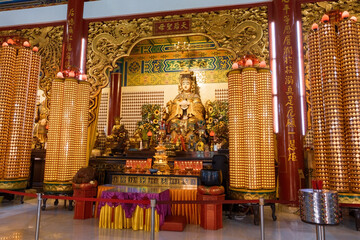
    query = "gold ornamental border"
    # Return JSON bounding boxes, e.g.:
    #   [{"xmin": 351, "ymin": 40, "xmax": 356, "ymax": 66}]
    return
[
  {"xmin": 43, "ymin": 181, "xmax": 73, "ymax": 193},
  {"xmin": 111, "ymin": 174, "xmax": 199, "ymax": 188},
  {"xmin": 86, "ymin": 6, "xmax": 269, "ymax": 125},
  {"xmin": 339, "ymin": 193, "xmax": 360, "ymax": 204},
  {"xmin": 0, "ymin": 179, "xmax": 27, "ymax": 190},
  {"xmin": 229, "ymin": 187, "xmax": 276, "ymax": 200}
]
